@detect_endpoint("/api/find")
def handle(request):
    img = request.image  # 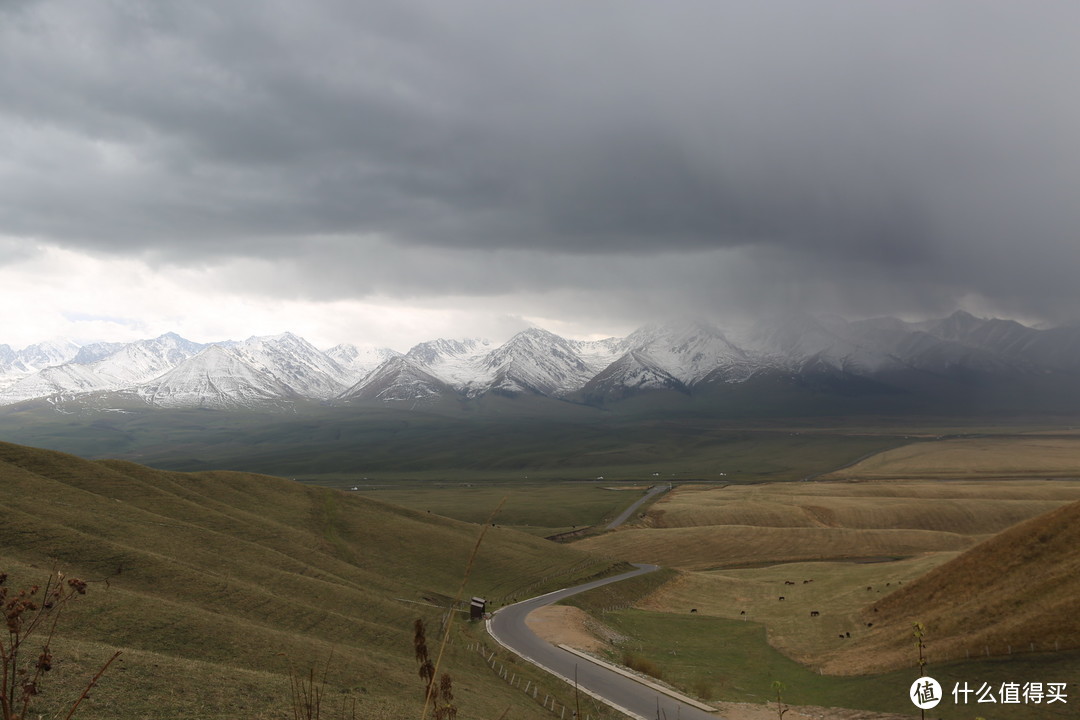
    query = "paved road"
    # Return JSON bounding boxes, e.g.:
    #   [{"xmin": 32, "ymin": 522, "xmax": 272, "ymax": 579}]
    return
[
  {"xmin": 488, "ymin": 563, "xmax": 722, "ymax": 720},
  {"xmin": 606, "ymin": 485, "xmax": 669, "ymax": 530}
]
